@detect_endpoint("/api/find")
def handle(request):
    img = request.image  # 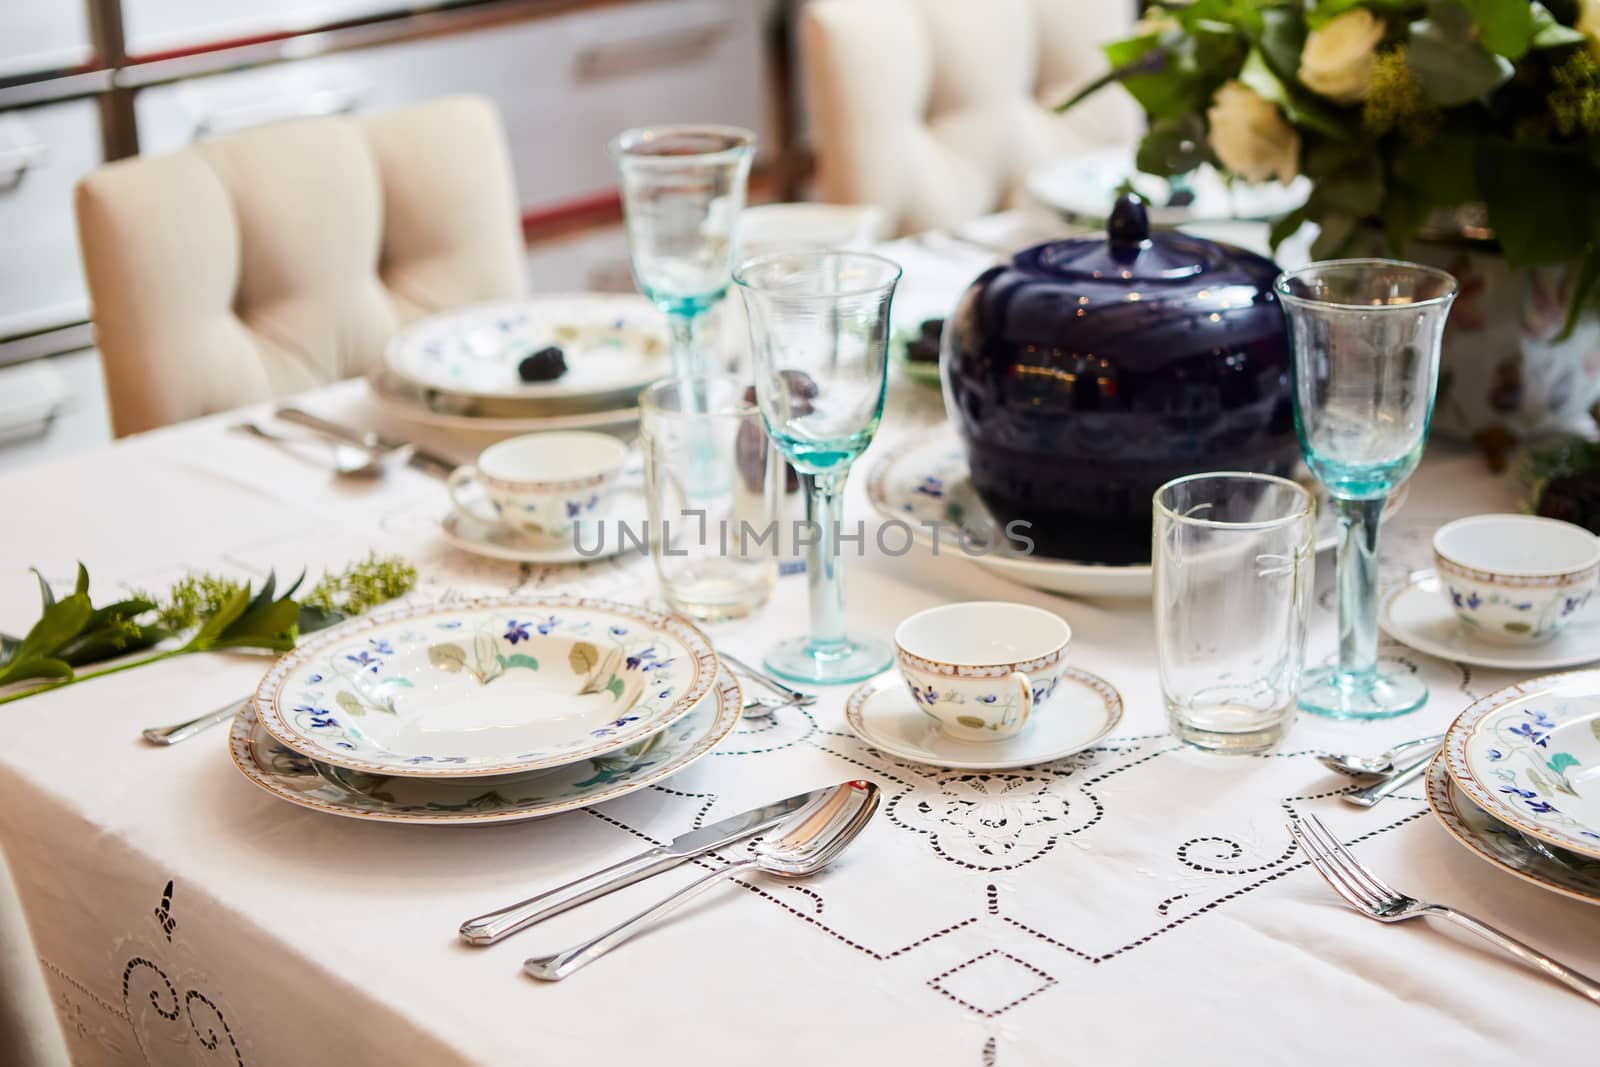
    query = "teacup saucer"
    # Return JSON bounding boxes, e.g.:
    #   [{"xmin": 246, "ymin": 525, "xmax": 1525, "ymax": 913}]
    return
[
  {"xmin": 440, "ymin": 488, "xmax": 648, "ymax": 564},
  {"xmin": 844, "ymin": 667, "xmax": 1124, "ymax": 770},
  {"xmin": 1380, "ymin": 569, "xmax": 1600, "ymax": 671}
]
